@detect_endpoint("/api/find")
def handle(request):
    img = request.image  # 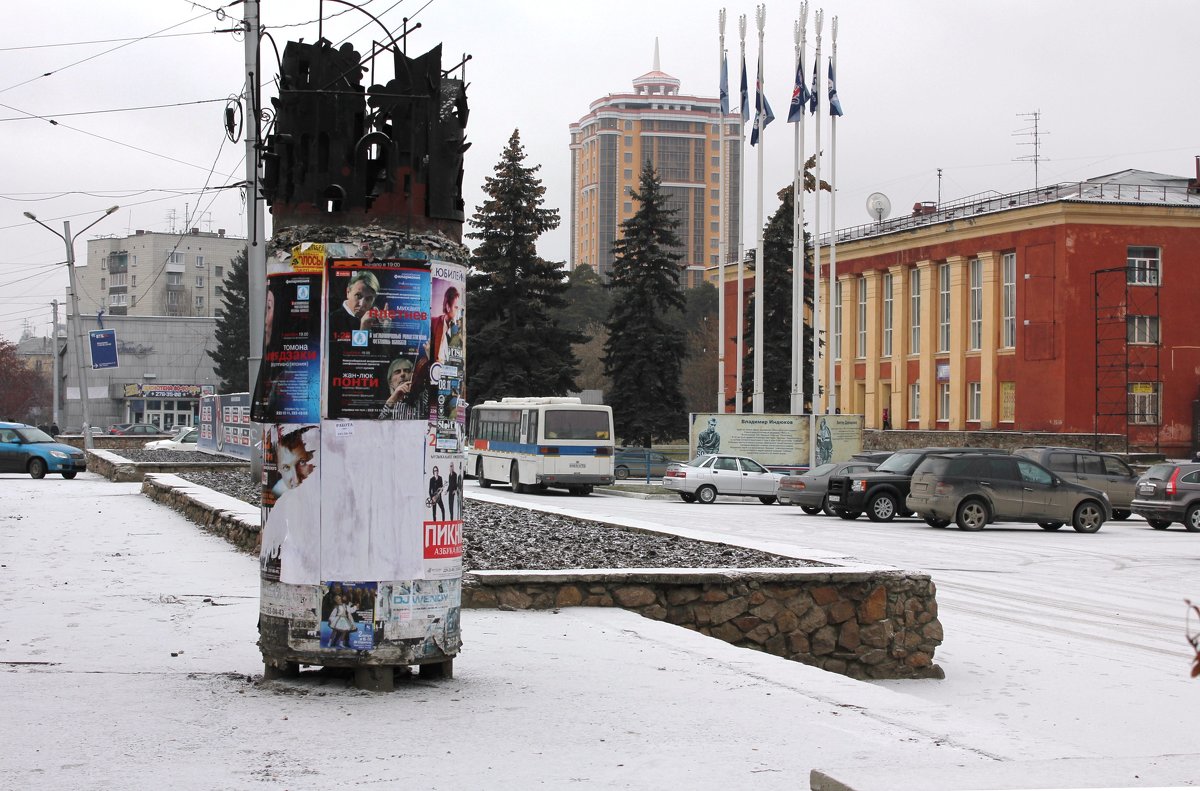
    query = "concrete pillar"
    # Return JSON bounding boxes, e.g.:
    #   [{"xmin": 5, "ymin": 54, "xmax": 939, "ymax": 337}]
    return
[
  {"xmin": 946, "ymin": 255, "xmax": 968, "ymax": 430},
  {"xmin": 888, "ymin": 265, "xmax": 909, "ymax": 426},
  {"xmin": 839, "ymin": 274, "xmax": 857, "ymax": 414},
  {"xmin": 862, "ymin": 270, "xmax": 881, "ymax": 426},
  {"xmin": 978, "ymin": 251, "xmax": 999, "ymax": 429},
  {"xmin": 916, "ymin": 260, "xmax": 936, "ymax": 430}
]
